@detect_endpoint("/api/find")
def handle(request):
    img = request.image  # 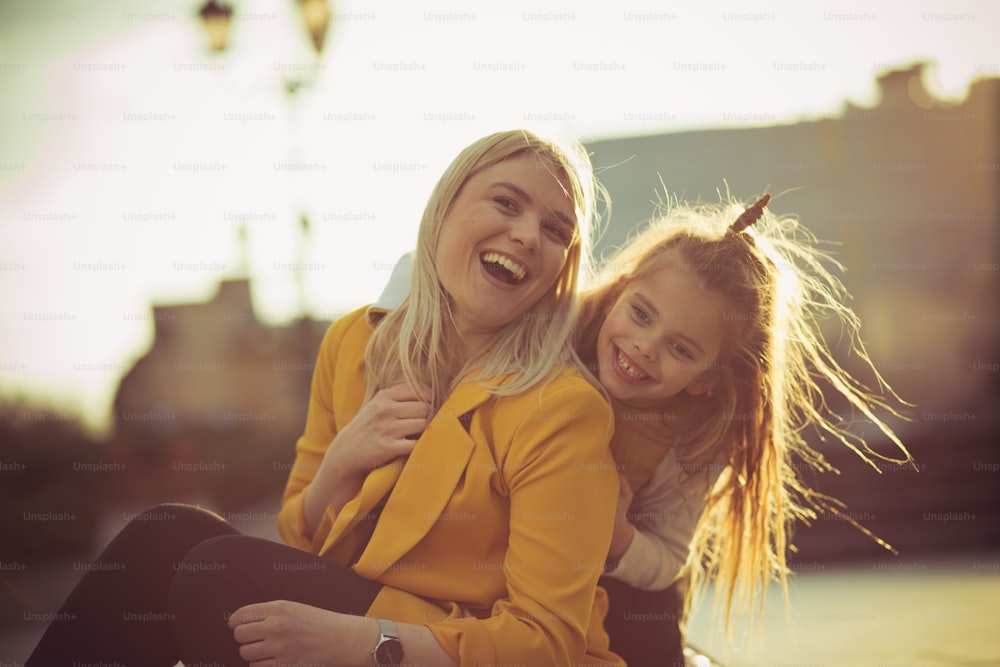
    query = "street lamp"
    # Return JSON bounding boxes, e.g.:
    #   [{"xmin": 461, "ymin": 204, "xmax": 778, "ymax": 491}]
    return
[
  {"xmin": 297, "ymin": 0, "xmax": 332, "ymax": 55},
  {"xmin": 197, "ymin": 0, "xmax": 234, "ymax": 53}
]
